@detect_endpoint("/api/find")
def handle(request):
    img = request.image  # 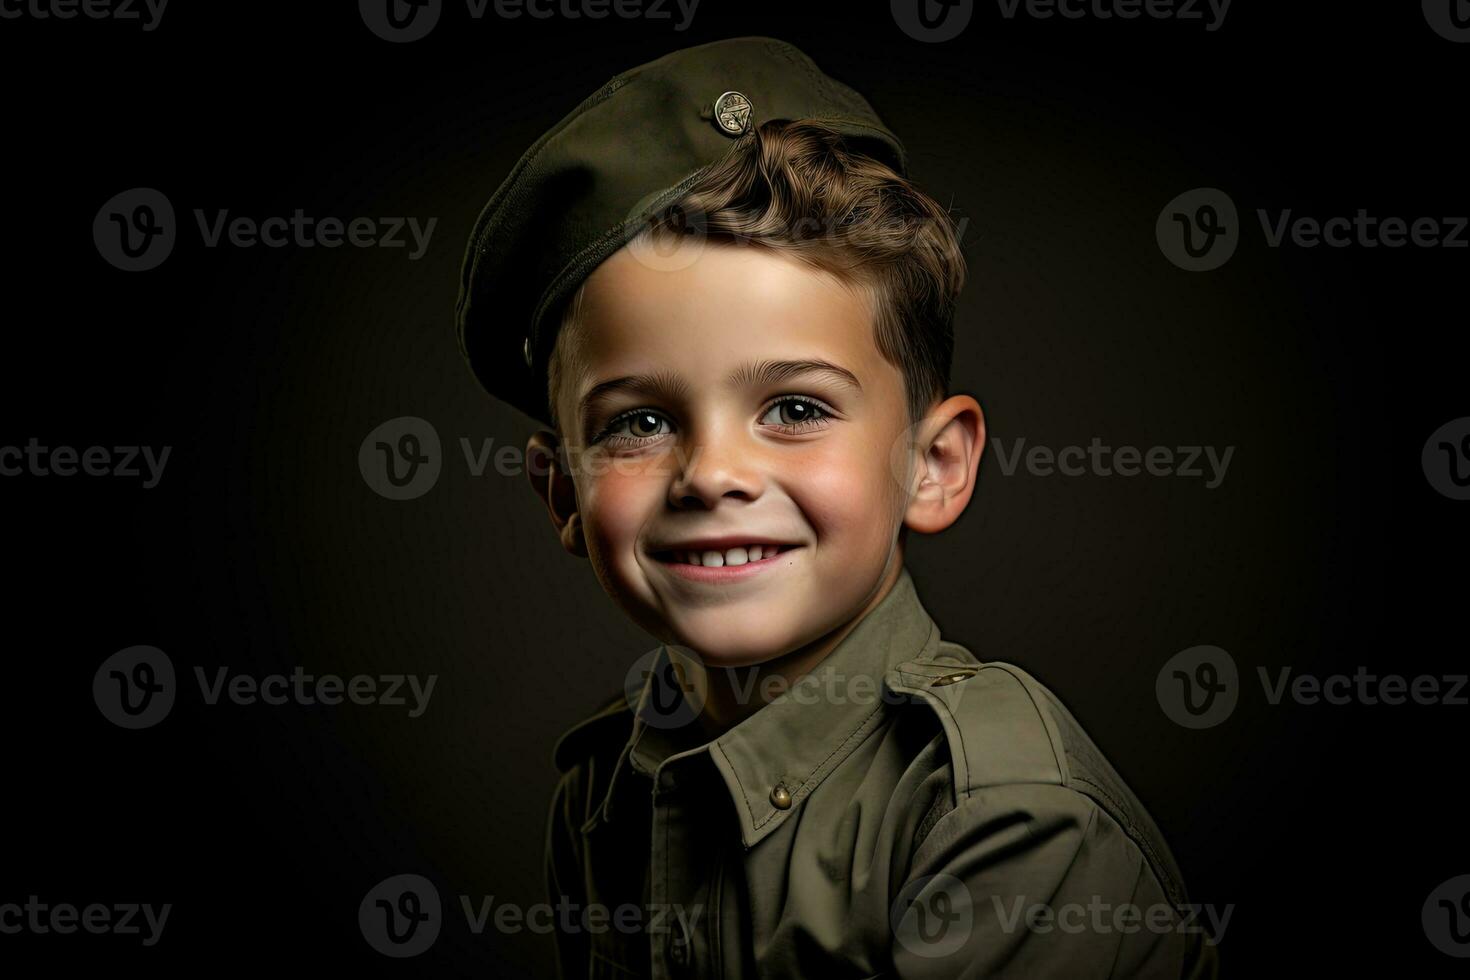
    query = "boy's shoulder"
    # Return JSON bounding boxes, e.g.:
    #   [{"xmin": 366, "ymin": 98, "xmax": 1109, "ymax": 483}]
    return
[{"xmin": 889, "ymin": 644, "xmax": 1193, "ymax": 909}]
